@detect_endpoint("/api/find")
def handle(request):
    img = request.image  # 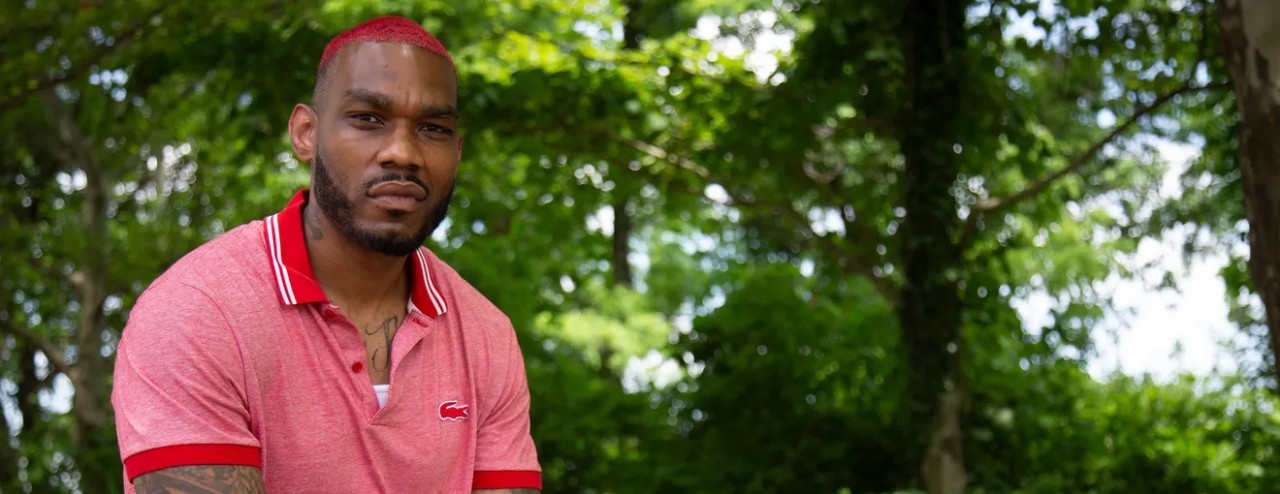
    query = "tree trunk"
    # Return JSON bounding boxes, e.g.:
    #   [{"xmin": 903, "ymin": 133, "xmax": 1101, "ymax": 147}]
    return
[
  {"xmin": 44, "ymin": 91, "xmax": 116, "ymax": 491},
  {"xmin": 1216, "ymin": 0, "xmax": 1280, "ymax": 388},
  {"xmin": 1, "ymin": 322, "xmax": 45, "ymax": 488},
  {"xmin": 0, "ymin": 380, "xmax": 15, "ymax": 490},
  {"xmin": 16, "ymin": 341, "xmax": 41, "ymax": 437},
  {"xmin": 71, "ymin": 142, "xmax": 113, "ymax": 490},
  {"xmin": 11, "ymin": 342, "xmax": 40, "ymax": 488},
  {"xmin": 611, "ymin": 196, "xmax": 634, "ymax": 289},
  {"xmin": 610, "ymin": 0, "xmax": 644, "ymax": 291},
  {"xmin": 899, "ymin": 0, "xmax": 970, "ymax": 492}
]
